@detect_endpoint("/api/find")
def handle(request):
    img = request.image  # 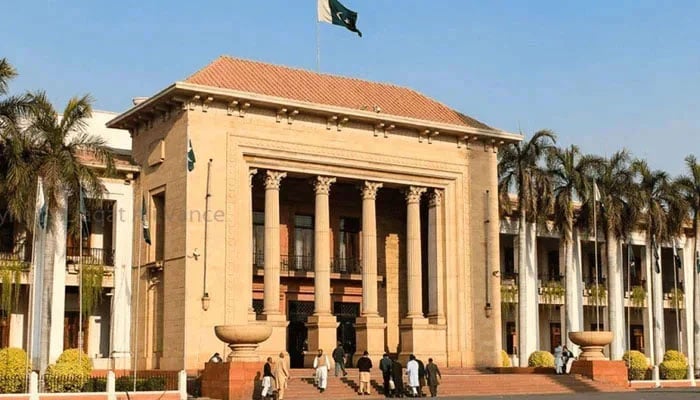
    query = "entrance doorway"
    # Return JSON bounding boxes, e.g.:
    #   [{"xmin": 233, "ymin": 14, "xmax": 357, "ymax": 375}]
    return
[
  {"xmin": 334, "ymin": 302, "xmax": 359, "ymax": 367},
  {"xmin": 287, "ymin": 301, "xmax": 313, "ymax": 368},
  {"xmin": 550, "ymin": 323, "xmax": 561, "ymax": 352},
  {"xmin": 630, "ymin": 324, "xmax": 644, "ymax": 352}
]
